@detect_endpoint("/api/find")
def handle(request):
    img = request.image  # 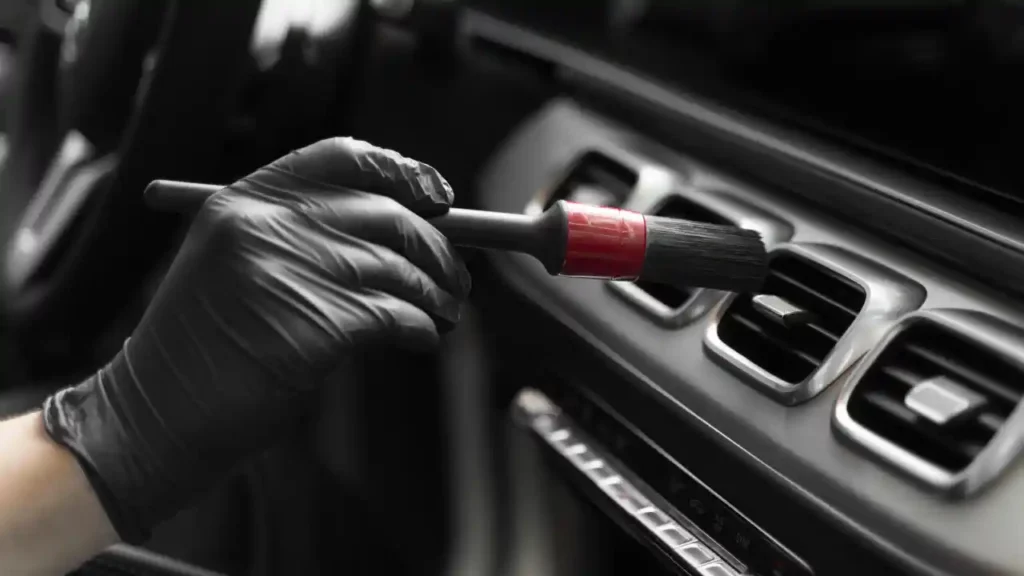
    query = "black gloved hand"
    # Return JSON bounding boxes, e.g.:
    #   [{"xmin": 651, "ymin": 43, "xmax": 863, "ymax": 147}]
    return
[{"xmin": 42, "ymin": 138, "xmax": 471, "ymax": 543}]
